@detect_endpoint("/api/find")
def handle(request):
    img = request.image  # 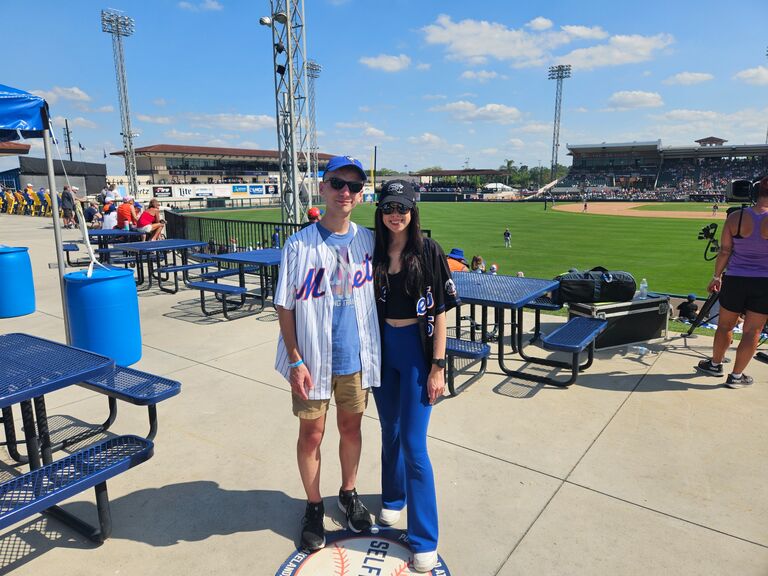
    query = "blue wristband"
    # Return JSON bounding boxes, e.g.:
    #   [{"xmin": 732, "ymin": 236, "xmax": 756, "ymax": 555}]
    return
[{"xmin": 288, "ymin": 358, "xmax": 304, "ymax": 369}]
